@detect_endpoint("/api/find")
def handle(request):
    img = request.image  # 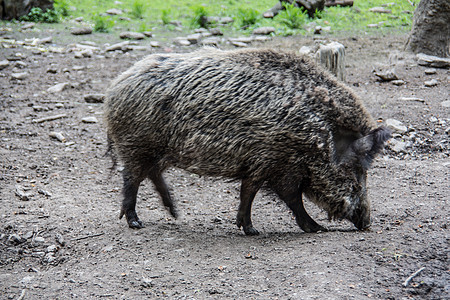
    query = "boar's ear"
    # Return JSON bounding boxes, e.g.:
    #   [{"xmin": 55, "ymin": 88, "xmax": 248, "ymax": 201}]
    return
[{"xmin": 348, "ymin": 127, "xmax": 391, "ymax": 169}]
